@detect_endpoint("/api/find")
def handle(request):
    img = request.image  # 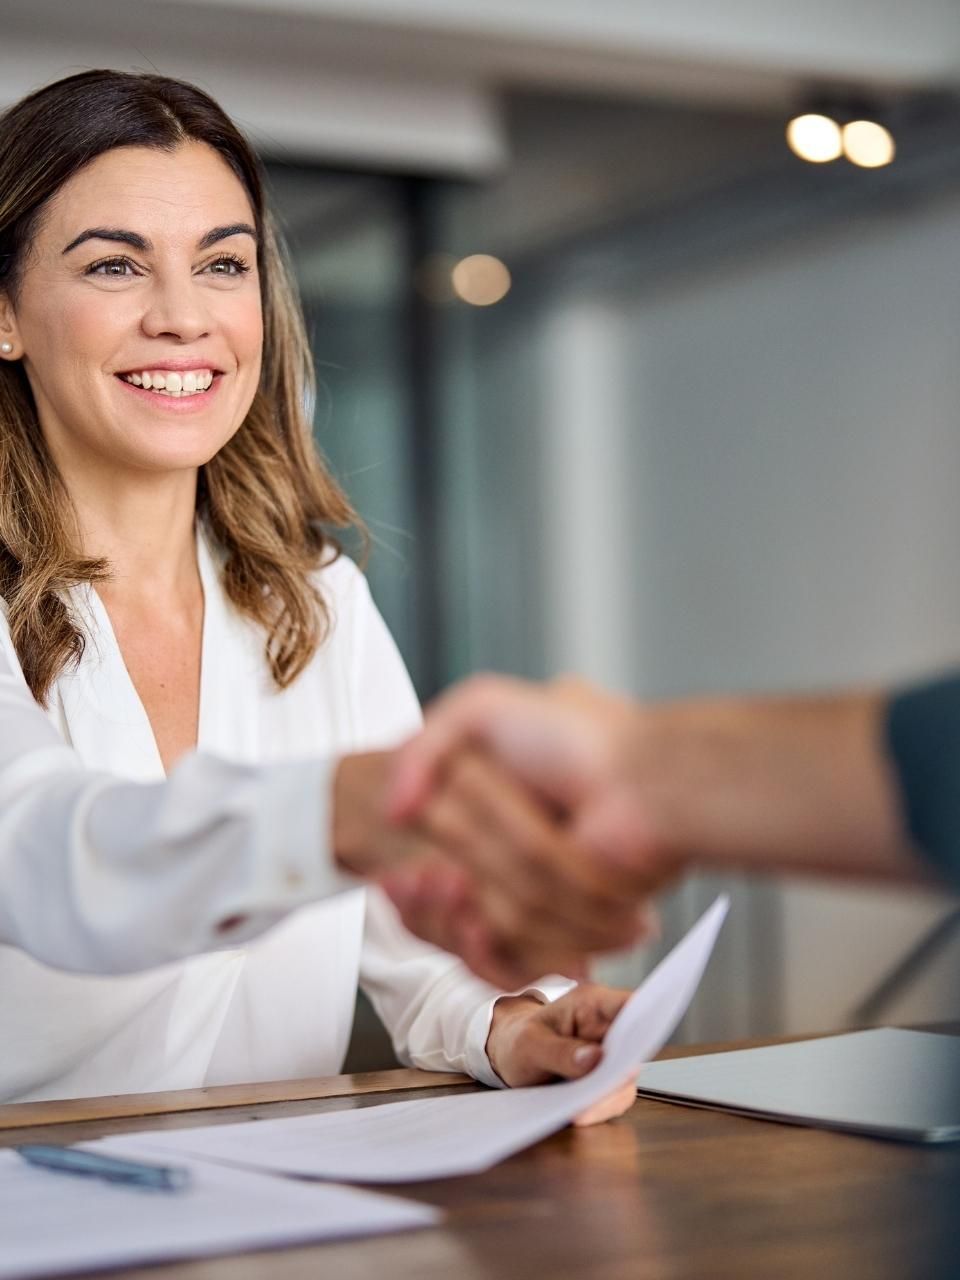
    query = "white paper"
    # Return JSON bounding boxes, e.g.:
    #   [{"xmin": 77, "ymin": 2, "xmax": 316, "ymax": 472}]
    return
[
  {"xmin": 97, "ymin": 896, "xmax": 728, "ymax": 1183},
  {"xmin": 0, "ymin": 1151, "xmax": 438, "ymax": 1279}
]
